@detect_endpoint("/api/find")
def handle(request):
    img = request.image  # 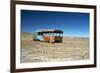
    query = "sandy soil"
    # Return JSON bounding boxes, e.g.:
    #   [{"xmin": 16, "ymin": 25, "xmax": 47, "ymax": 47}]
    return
[{"xmin": 21, "ymin": 32, "xmax": 89, "ymax": 63}]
